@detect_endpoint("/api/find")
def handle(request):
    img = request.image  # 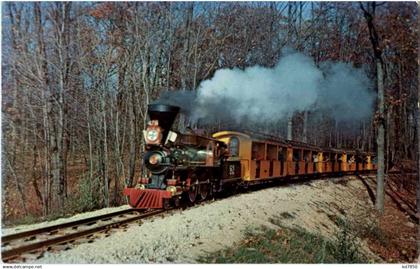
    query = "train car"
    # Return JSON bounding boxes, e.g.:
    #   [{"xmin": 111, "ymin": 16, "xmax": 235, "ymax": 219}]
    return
[
  {"xmin": 212, "ymin": 131, "xmax": 323, "ymax": 181},
  {"xmin": 214, "ymin": 130, "xmax": 376, "ymax": 180},
  {"xmin": 123, "ymin": 104, "xmax": 376, "ymax": 210}
]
